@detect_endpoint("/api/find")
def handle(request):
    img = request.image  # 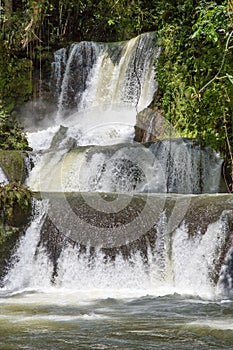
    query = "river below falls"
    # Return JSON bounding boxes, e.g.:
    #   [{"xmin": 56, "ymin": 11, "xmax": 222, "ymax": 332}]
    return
[{"xmin": 0, "ymin": 288, "xmax": 233, "ymax": 350}]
